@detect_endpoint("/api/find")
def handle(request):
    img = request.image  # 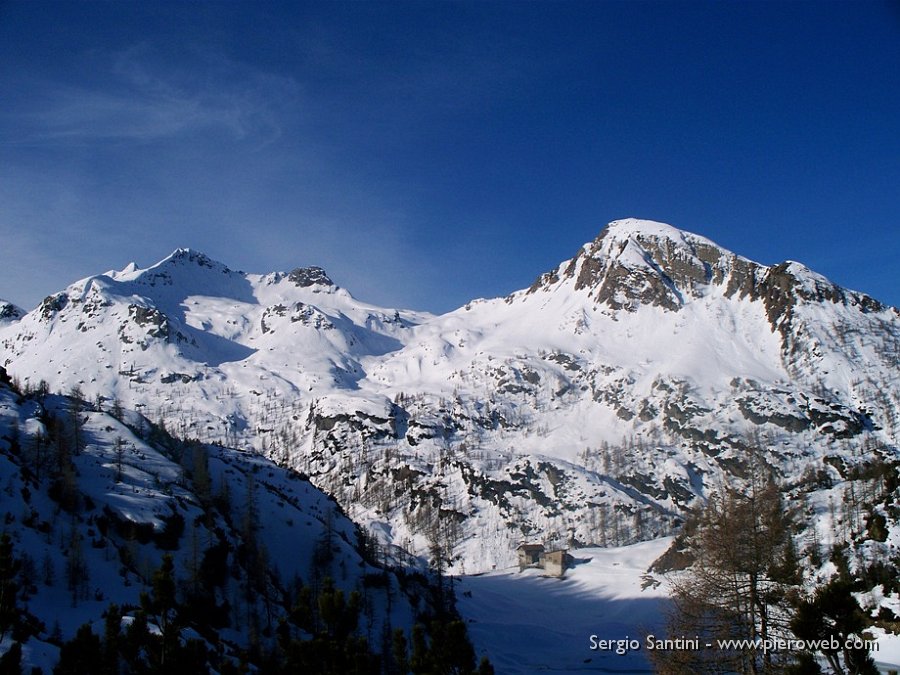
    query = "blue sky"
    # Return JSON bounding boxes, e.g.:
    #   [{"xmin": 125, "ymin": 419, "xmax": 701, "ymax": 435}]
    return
[{"xmin": 1, "ymin": 0, "xmax": 898, "ymax": 313}]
